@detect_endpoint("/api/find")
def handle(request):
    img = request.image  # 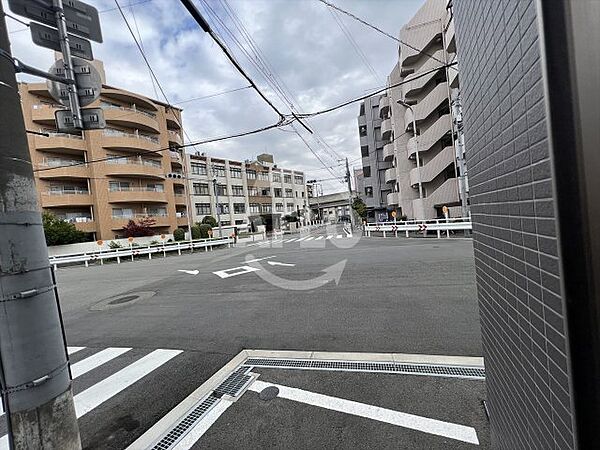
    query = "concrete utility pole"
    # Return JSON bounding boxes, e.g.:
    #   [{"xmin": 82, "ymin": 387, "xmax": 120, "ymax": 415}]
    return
[
  {"xmin": 345, "ymin": 157, "xmax": 354, "ymax": 229},
  {"xmin": 451, "ymin": 94, "xmax": 470, "ymax": 219},
  {"xmin": 210, "ymin": 163, "xmax": 223, "ymax": 238},
  {"xmin": 0, "ymin": 5, "xmax": 81, "ymax": 449}
]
